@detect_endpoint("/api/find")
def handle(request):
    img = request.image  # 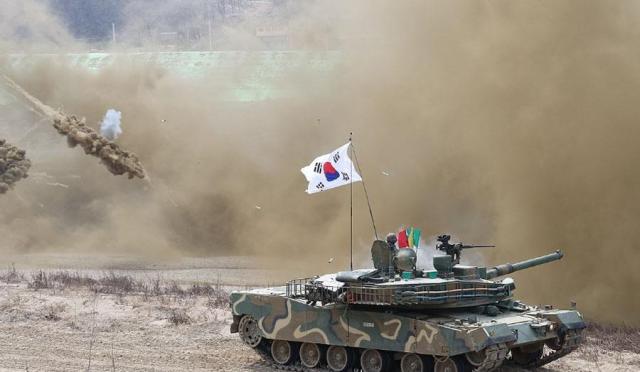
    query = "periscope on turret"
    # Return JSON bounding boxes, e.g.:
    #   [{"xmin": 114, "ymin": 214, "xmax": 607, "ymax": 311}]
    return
[{"xmin": 230, "ymin": 232, "xmax": 585, "ymax": 372}]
